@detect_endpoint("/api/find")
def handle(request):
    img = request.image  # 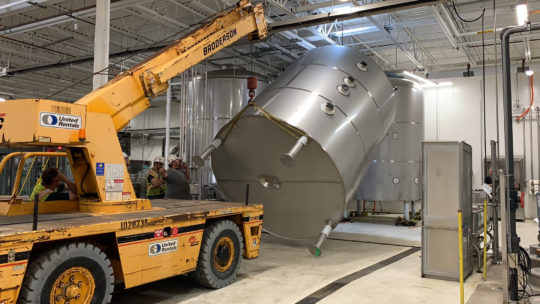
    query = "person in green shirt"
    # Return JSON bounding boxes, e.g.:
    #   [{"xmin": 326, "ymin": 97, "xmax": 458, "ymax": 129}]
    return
[
  {"xmin": 147, "ymin": 156, "xmax": 166, "ymax": 199},
  {"xmin": 29, "ymin": 167, "xmax": 78, "ymax": 202}
]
